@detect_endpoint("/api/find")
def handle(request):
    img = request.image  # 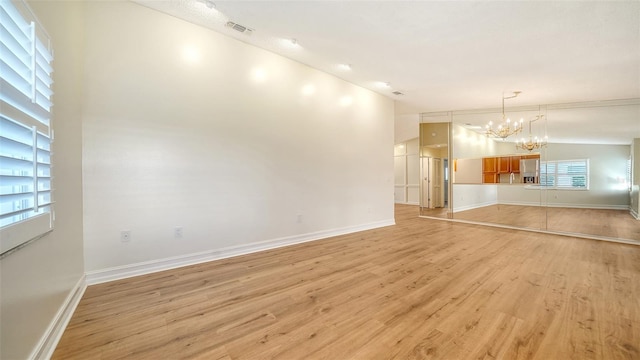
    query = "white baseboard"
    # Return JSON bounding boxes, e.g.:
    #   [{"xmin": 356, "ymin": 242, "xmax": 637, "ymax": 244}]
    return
[
  {"xmin": 498, "ymin": 201, "xmax": 630, "ymax": 210},
  {"xmin": 495, "ymin": 200, "xmax": 546, "ymax": 207},
  {"xmin": 454, "ymin": 201, "xmax": 630, "ymax": 213},
  {"xmin": 631, "ymin": 208, "xmax": 639, "ymax": 220},
  {"xmin": 86, "ymin": 219, "xmax": 395, "ymax": 285},
  {"xmin": 453, "ymin": 200, "xmax": 497, "ymax": 212},
  {"xmin": 546, "ymin": 203, "xmax": 629, "ymax": 210},
  {"xmin": 395, "ymin": 201, "xmax": 419, "ymax": 205},
  {"xmin": 30, "ymin": 275, "xmax": 87, "ymax": 360}
]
